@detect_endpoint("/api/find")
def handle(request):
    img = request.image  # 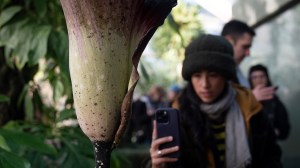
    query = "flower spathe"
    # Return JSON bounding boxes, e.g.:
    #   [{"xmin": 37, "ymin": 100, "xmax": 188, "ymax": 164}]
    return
[{"xmin": 60, "ymin": 0, "xmax": 176, "ymax": 151}]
